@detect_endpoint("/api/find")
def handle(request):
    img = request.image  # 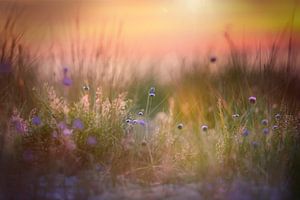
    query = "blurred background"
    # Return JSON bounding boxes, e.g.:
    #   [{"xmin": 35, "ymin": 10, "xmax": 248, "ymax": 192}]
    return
[{"xmin": 0, "ymin": 0, "xmax": 299, "ymax": 60}]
